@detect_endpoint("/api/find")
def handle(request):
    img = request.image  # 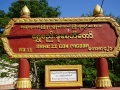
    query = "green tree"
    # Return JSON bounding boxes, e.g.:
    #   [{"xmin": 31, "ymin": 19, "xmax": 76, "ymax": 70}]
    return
[
  {"xmin": 0, "ymin": 10, "xmax": 10, "ymax": 55},
  {"xmin": 0, "ymin": 10, "xmax": 6, "ymax": 17},
  {"xmin": 30, "ymin": 58, "xmax": 96, "ymax": 88},
  {"xmin": 115, "ymin": 16, "xmax": 120, "ymax": 24},
  {"xmin": 0, "ymin": 10, "xmax": 10, "ymax": 29},
  {"xmin": 8, "ymin": 0, "xmax": 61, "ymax": 18}
]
